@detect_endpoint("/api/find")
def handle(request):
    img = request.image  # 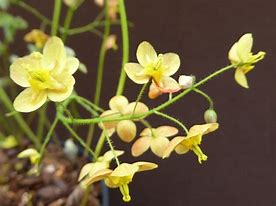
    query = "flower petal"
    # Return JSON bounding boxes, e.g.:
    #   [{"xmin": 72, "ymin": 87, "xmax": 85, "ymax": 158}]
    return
[
  {"xmin": 14, "ymin": 88, "xmax": 47, "ymax": 112},
  {"xmin": 148, "ymin": 82, "xmax": 162, "ymax": 99},
  {"xmin": 99, "ymin": 110, "xmax": 119, "ymax": 129},
  {"xmin": 237, "ymin": 33, "xmax": 253, "ymax": 62},
  {"xmin": 124, "ymin": 63, "xmax": 150, "ymax": 84},
  {"xmin": 151, "ymin": 136, "xmax": 170, "ymax": 157},
  {"xmin": 109, "ymin": 95, "xmax": 129, "ymax": 113},
  {"xmin": 117, "ymin": 120, "xmax": 137, "ymax": 142},
  {"xmin": 132, "ymin": 161, "xmax": 158, "ymax": 172},
  {"xmin": 131, "ymin": 136, "xmax": 151, "ymax": 157},
  {"xmin": 175, "ymin": 144, "xmax": 190, "ymax": 154},
  {"xmin": 158, "ymin": 77, "xmax": 181, "ymax": 93},
  {"xmin": 136, "ymin": 41, "xmax": 157, "ymax": 67},
  {"xmin": 228, "ymin": 42, "xmax": 239, "ymax": 63},
  {"xmin": 103, "ymin": 150, "xmax": 125, "ymax": 162},
  {"xmin": 10, "ymin": 54, "xmax": 42, "ymax": 87},
  {"xmin": 47, "ymin": 74, "xmax": 75, "ymax": 102},
  {"xmin": 161, "ymin": 53, "xmax": 181, "ymax": 76},
  {"xmin": 123, "ymin": 102, "xmax": 149, "ymax": 116},
  {"xmin": 42, "ymin": 36, "xmax": 66, "ymax": 71},
  {"xmin": 65, "ymin": 57, "xmax": 79, "ymax": 74},
  {"xmin": 140, "ymin": 128, "xmax": 151, "ymax": 136},
  {"xmin": 155, "ymin": 126, "xmax": 178, "ymax": 137},
  {"xmin": 83, "ymin": 169, "xmax": 112, "ymax": 186},
  {"xmin": 234, "ymin": 68, "xmax": 249, "ymax": 88},
  {"xmin": 78, "ymin": 162, "xmax": 107, "ymax": 181},
  {"xmin": 162, "ymin": 136, "xmax": 185, "ymax": 158}
]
